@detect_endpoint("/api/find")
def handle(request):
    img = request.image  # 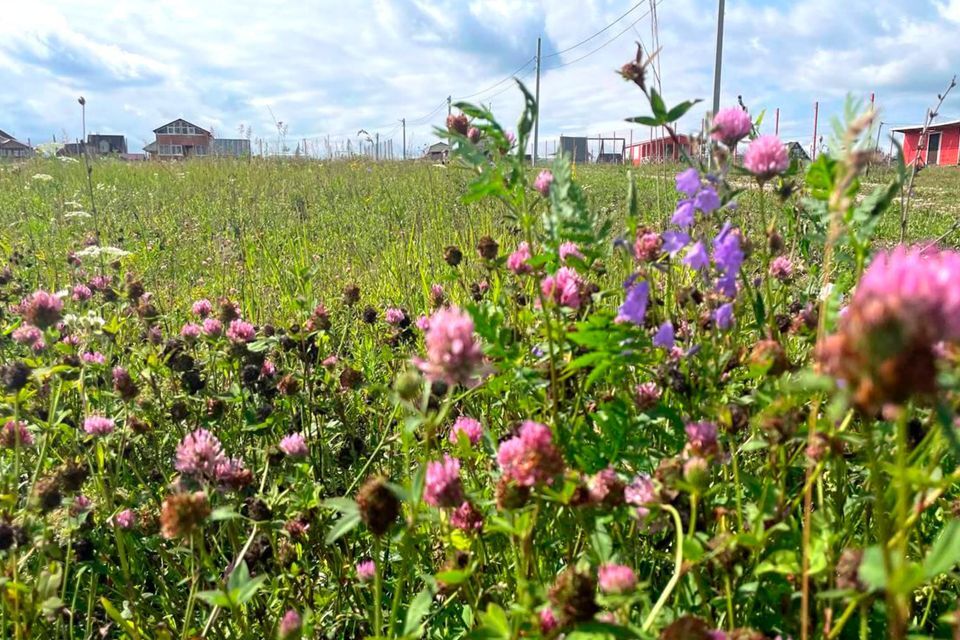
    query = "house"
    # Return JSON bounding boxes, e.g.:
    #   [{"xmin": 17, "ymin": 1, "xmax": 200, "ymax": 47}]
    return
[
  {"xmin": 891, "ymin": 120, "xmax": 960, "ymax": 166},
  {"xmin": 424, "ymin": 141, "xmax": 449, "ymax": 162},
  {"xmin": 88, "ymin": 134, "xmax": 127, "ymax": 154},
  {"xmin": 148, "ymin": 119, "xmax": 213, "ymax": 158},
  {"xmin": 144, "ymin": 119, "xmax": 249, "ymax": 159},
  {"xmin": 785, "ymin": 141, "xmax": 811, "ymax": 163},
  {"xmin": 625, "ymin": 134, "xmax": 695, "ymax": 164},
  {"xmin": 58, "ymin": 134, "xmax": 128, "ymax": 157},
  {"xmin": 0, "ymin": 129, "xmax": 32, "ymax": 159}
]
